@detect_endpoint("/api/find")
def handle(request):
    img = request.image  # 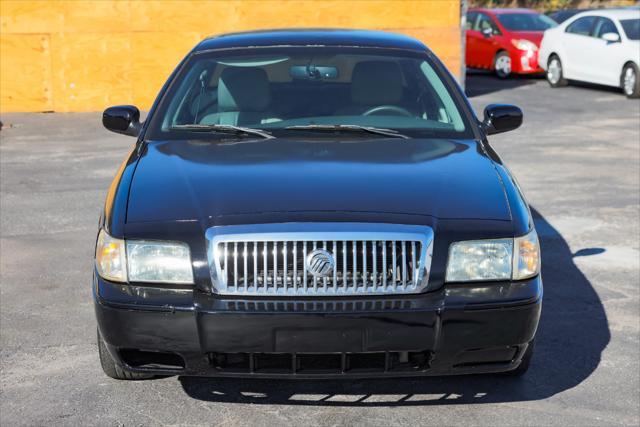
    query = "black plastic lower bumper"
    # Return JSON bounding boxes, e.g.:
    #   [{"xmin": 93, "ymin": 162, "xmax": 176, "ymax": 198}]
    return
[{"xmin": 94, "ymin": 274, "xmax": 542, "ymax": 378}]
